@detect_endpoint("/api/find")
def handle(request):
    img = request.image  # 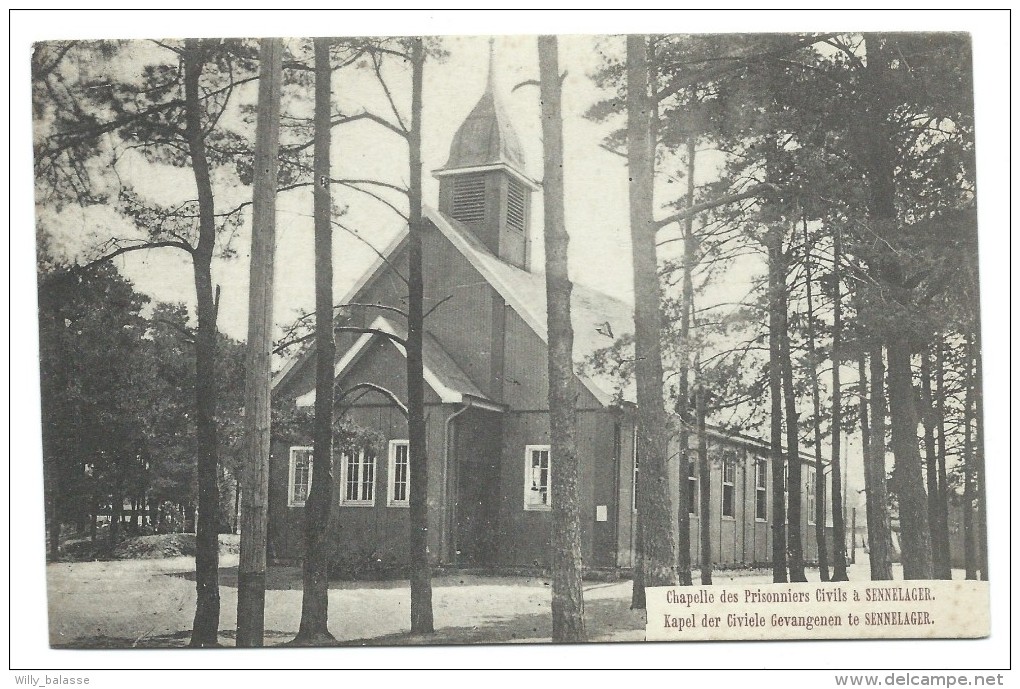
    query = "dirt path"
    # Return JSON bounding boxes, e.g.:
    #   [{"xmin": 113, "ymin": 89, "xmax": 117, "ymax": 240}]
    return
[
  {"xmin": 48, "ymin": 552, "xmax": 947, "ymax": 647},
  {"xmin": 47, "ymin": 556, "xmax": 647, "ymax": 647}
]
